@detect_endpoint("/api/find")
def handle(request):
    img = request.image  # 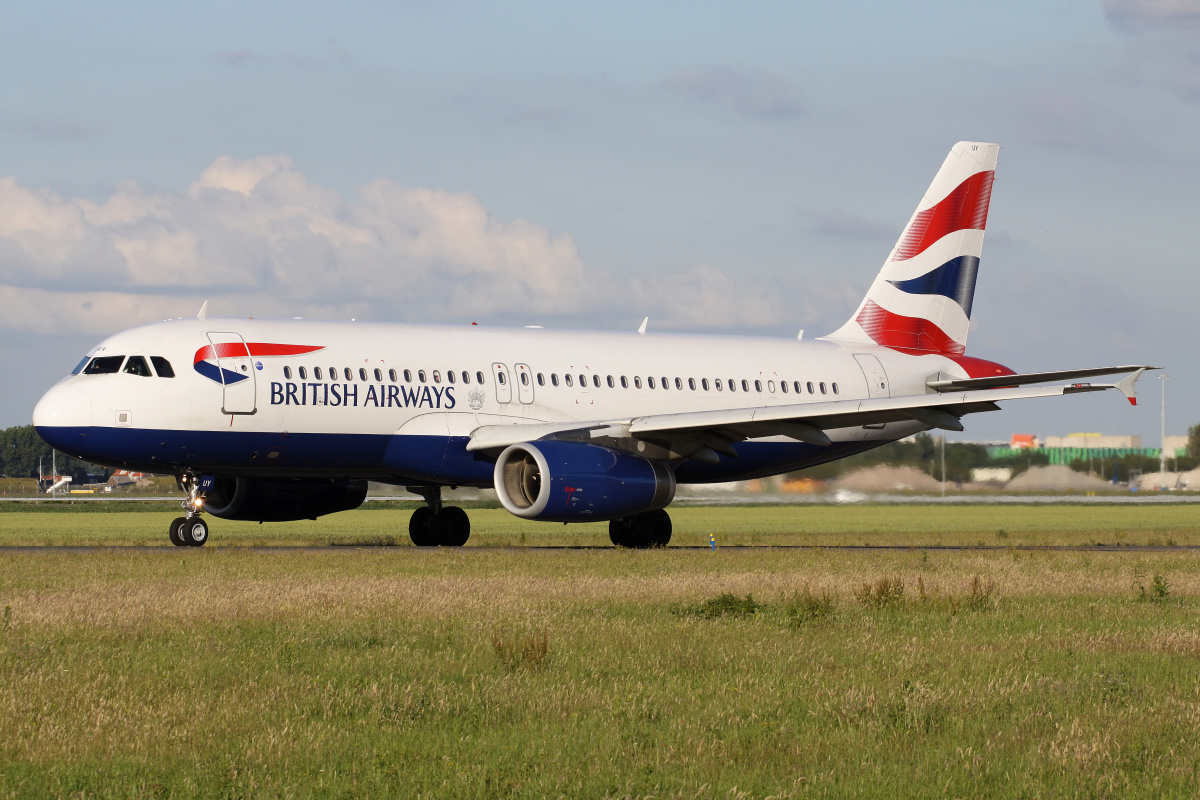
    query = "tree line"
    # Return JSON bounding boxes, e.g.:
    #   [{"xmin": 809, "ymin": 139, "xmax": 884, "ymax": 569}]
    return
[{"xmin": 0, "ymin": 426, "xmax": 109, "ymax": 483}]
